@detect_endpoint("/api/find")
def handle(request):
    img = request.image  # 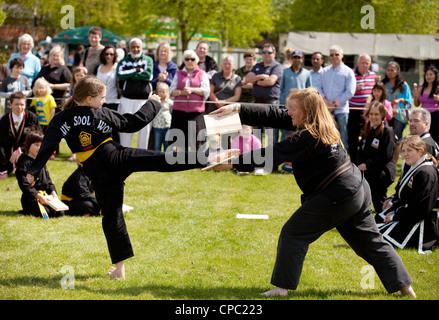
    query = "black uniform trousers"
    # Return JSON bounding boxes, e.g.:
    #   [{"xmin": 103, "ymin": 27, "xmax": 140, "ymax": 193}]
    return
[
  {"xmin": 270, "ymin": 178, "xmax": 412, "ymax": 294},
  {"xmin": 83, "ymin": 140, "xmax": 203, "ymax": 264}
]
